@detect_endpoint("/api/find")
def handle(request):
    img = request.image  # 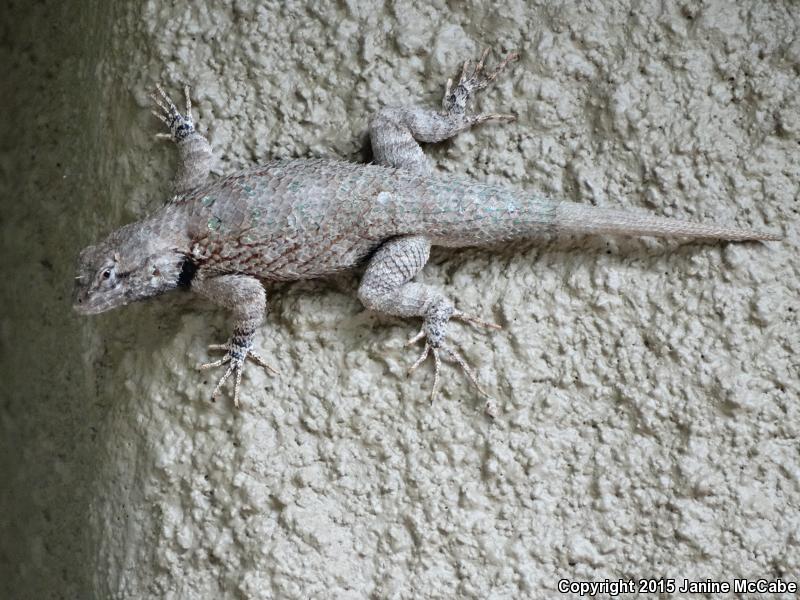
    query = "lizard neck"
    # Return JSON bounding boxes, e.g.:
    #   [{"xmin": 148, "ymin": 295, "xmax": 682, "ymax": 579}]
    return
[{"xmin": 122, "ymin": 206, "xmax": 196, "ymax": 301}]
